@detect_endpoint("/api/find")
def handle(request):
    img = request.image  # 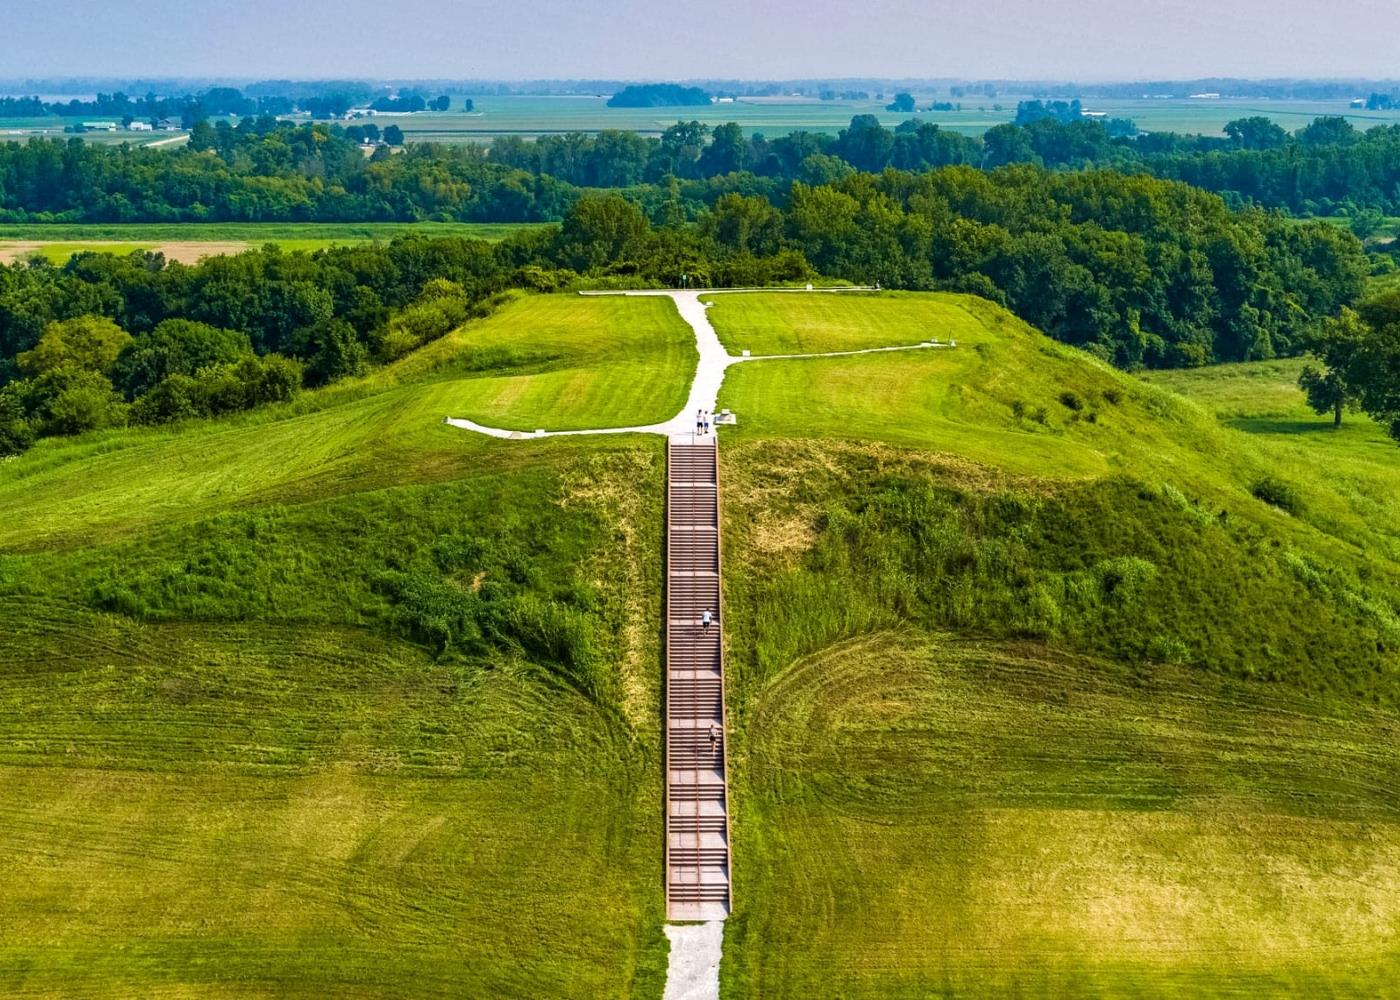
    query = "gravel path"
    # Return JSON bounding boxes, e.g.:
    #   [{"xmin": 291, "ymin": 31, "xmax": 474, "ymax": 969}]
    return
[
  {"xmin": 445, "ymin": 287, "xmax": 951, "ymax": 439},
  {"xmin": 663, "ymin": 922, "xmax": 724, "ymax": 1000}
]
